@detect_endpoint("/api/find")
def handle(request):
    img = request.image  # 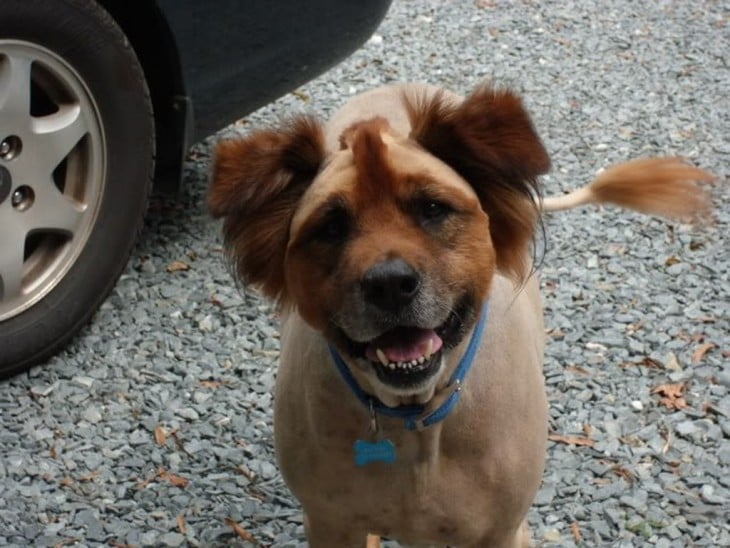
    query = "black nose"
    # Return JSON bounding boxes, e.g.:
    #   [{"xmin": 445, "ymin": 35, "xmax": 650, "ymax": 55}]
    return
[{"xmin": 361, "ymin": 258, "xmax": 421, "ymax": 312}]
